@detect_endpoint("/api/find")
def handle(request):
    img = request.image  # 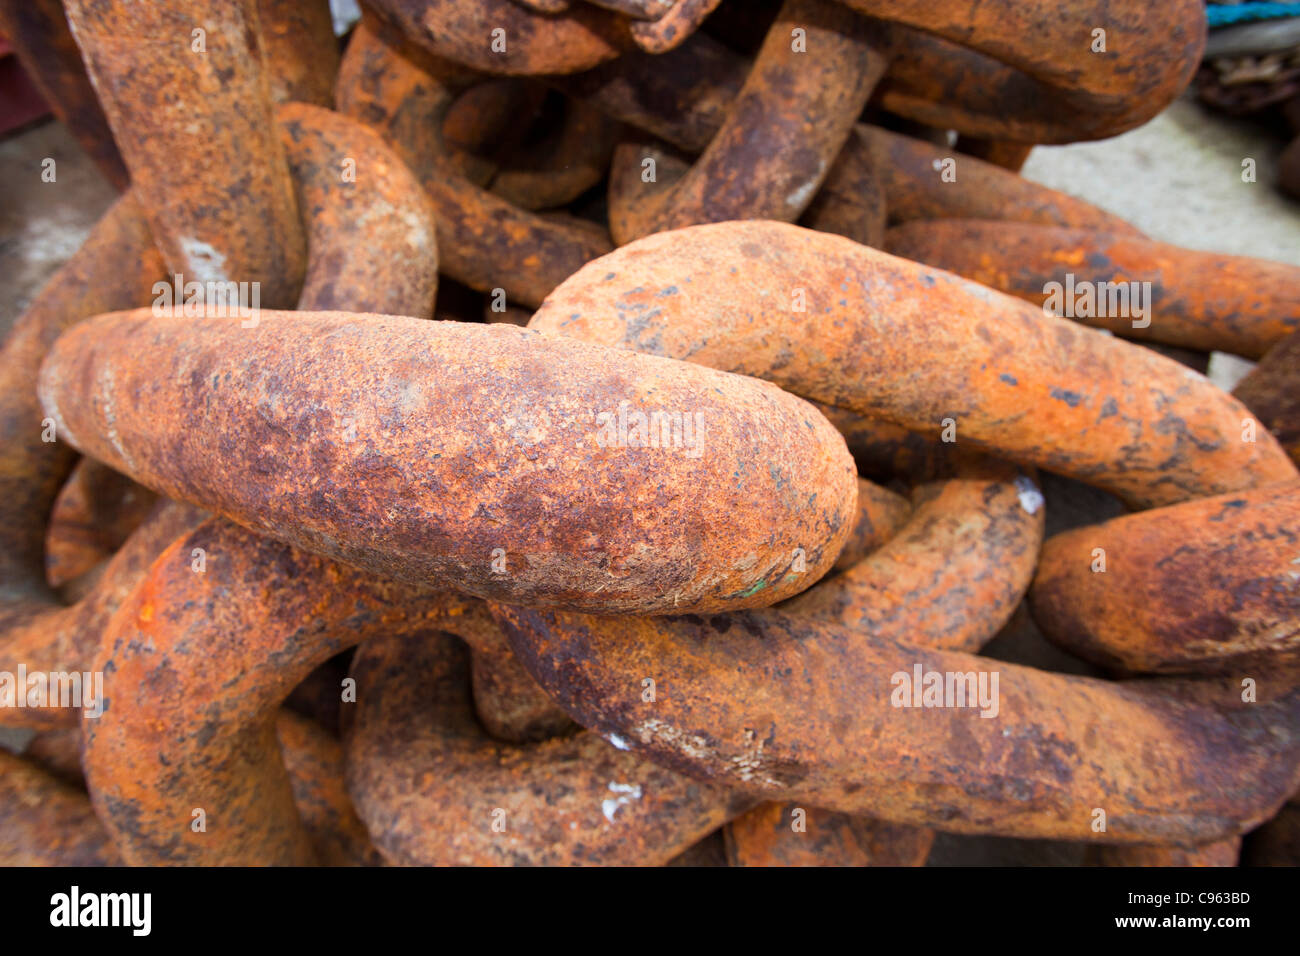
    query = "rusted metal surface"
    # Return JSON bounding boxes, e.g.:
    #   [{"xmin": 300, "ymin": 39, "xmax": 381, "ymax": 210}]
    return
[
  {"xmin": 875, "ymin": 8, "xmax": 1205, "ymax": 144},
  {"xmin": 831, "ymin": 478, "xmax": 910, "ymax": 573},
  {"xmin": 627, "ymin": 0, "xmax": 721, "ymax": 53},
  {"xmin": 366, "ymin": 0, "xmax": 631, "ymax": 74},
  {"xmin": 0, "ymin": 193, "xmax": 179, "ymax": 730},
  {"xmin": 40, "ymin": 308, "xmax": 856, "ymax": 614},
  {"xmin": 855, "ymin": 126, "xmax": 1142, "ymax": 235},
  {"xmin": 336, "ymin": 13, "xmax": 612, "ymax": 307},
  {"xmin": 460, "ymin": 604, "xmax": 577, "ymax": 743},
  {"xmin": 489, "ymin": 98, "xmax": 620, "ymax": 211},
  {"xmin": 0, "ymin": 0, "xmax": 128, "ymax": 190},
  {"xmin": 1, "ymin": 499, "xmax": 206, "ymax": 729},
  {"xmin": 785, "ymin": 456, "xmax": 1043, "ymax": 642},
  {"xmin": 726, "ymin": 803, "xmax": 934, "ymax": 866},
  {"xmin": 846, "ymin": 0, "xmax": 1206, "ymax": 110},
  {"xmin": 257, "ymin": 0, "xmax": 339, "ymax": 107},
  {"xmin": 1031, "ymin": 482, "xmax": 1300, "ymax": 675},
  {"xmin": 0, "ymin": 750, "xmax": 121, "ymax": 866},
  {"xmin": 496, "ymin": 601, "xmax": 1300, "ymax": 842},
  {"xmin": 45, "ymin": 459, "xmax": 158, "ymax": 592},
  {"xmin": 886, "ymin": 220, "xmax": 1300, "ymax": 359},
  {"xmin": 278, "ymin": 102, "xmax": 438, "ymax": 316},
  {"xmin": 23, "ymin": 727, "xmax": 85, "ymax": 787},
  {"xmin": 6, "ymin": 0, "xmax": 1294, "ymax": 870},
  {"xmin": 530, "ymin": 221, "xmax": 1297, "ymax": 509},
  {"xmin": 64, "ymin": 0, "xmax": 307, "ymax": 308},
  {"xmin": 800, "ymin": 128, "xmax": 887, "ymax": 247},
  {"xmin": 550, "ymin": 30, "xmax": 744, "ymax": 153},
  {"xmin": 607, "ymin": 0, "xmax": 890, "ymax": 244},
  {"xmin": 1234, "ymin": 329, "xmax": 1300, "ymax": 465},
  {"xmin": 82, "ymin": 518, "xmax": 443, "ymax": 865},
  {"xmin": 277, "ymin": 709, "xmax": 387, "ymax": 867},
  {"xmin": 346, "ymin": 629, "xmax": 747, "ymax": 865}
]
